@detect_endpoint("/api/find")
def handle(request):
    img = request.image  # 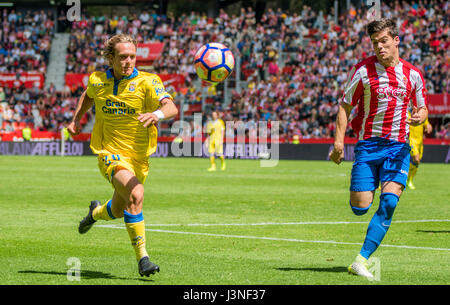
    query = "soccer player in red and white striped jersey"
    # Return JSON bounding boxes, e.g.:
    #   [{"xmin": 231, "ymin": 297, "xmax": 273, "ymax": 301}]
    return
[
  {"xmin": 343, "ymin": 54, "xmax": 427, "ymax": 143},
  {"xmin": 329, "ymin": 18, "xmax": 428, "ymax": 278}
]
